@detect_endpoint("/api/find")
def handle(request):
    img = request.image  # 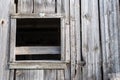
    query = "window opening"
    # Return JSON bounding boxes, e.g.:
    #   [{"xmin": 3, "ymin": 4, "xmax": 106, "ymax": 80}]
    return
[{"xmin": 15, "ymin": 18, "xmax": 61, "ymax": 60}]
